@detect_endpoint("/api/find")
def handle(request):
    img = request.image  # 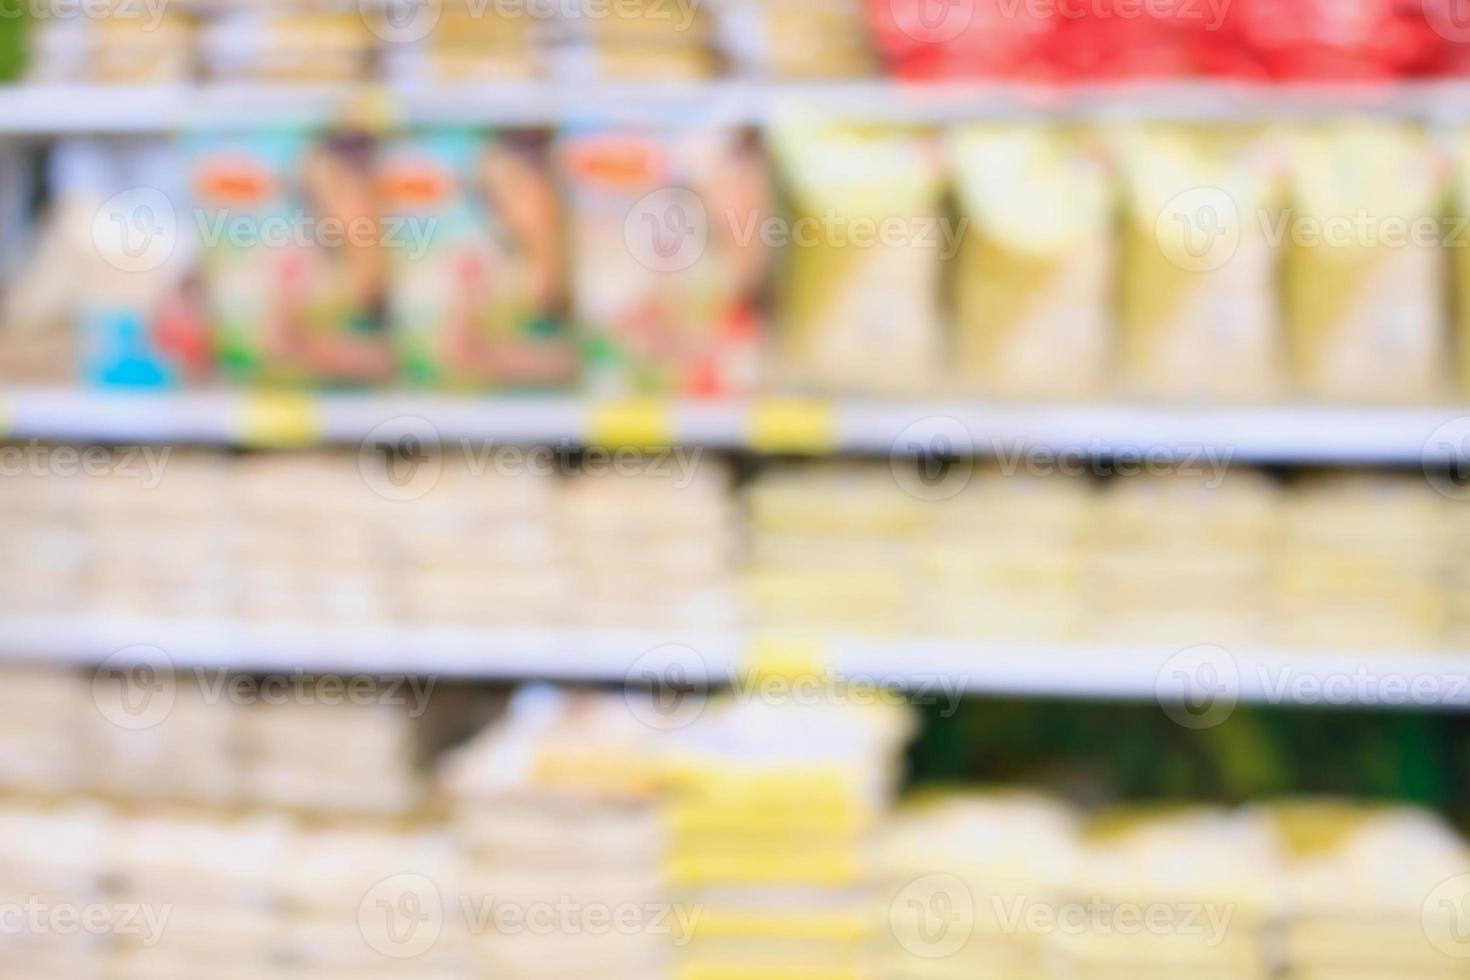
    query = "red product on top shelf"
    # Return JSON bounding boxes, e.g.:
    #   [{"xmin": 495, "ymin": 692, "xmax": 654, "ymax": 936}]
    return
[
  {"xmin": 1421, "ymin": 0, "xmax": 1470, "ymax": 74},
  {"xmin": 1048, "ymin": 0, "xmax": 1241, "ymax": 80},
  {"xmin": 1233, "ymin": 0, "xmax": 1444, "ymax": 79},
  {"xmin": 868, "ymin": 0, "xmax": 1058, "ymax": 80}
]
